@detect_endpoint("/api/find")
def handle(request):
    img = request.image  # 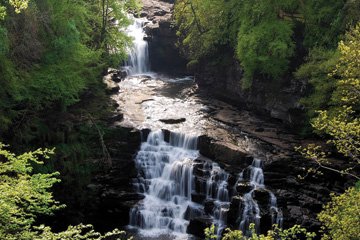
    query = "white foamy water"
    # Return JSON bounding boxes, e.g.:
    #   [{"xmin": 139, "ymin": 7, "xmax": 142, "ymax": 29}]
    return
[
  {"xmin": 129, "ymin": 130, "xmax": 199, "ymax": 237},
  {"xmin": 125, "ymin": 16, "xmax": 150, "ymax": 75}
]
